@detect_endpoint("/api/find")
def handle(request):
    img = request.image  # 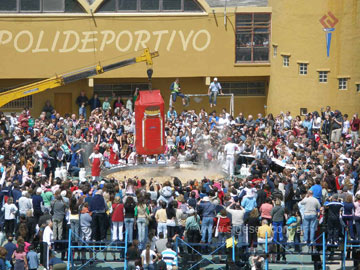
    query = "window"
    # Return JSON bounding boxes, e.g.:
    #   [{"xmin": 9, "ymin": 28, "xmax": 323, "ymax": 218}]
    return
[
  {"xmin": 273, "ymin": 45, "xmax": 277, "ymax": 57},
  {"xmin": 300, "ymin": 108, "xmax": 308, "ymax": 116},
  {"xmin": 0, "ymin": 0, "xmax": 71, "ymax": 12},
  {"xmin": 282, "ymin": 55, "xmax": 289, "ymax": 67},
  {"xmin": 140, "ymin": 0, "xmax": 159, "ymax": 10},
  {"xmin": 338, "ymin": 78, "xmax": 348, "ymax": 90},
  {"xmin": 221, "ymin": 81, "xmax": 266, "ymax": 96},
  {"xmin": 235, "ymin": 13, "xmax": 271, "ymax": 62},
  {"xmin": 94, "ymin": 83, "xmax": 148, "ymax": 98},
  {"xmin": 318, "ymin": 71, "xmax": 328, "ymax": 83},
  {"xmin": 356, "ymin": 84, "xmax": 360, "ymax": 92},
  {"xmin": 0, "ymin": 88, "xmax": 32, "ymax": 109},
  {"xmin": 97, "ymin": 0, "xmax": 203, "ymax": 12},
  {"xmin": 298, "ymin": 63, "xmax": 308, "ymax": 75}
]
